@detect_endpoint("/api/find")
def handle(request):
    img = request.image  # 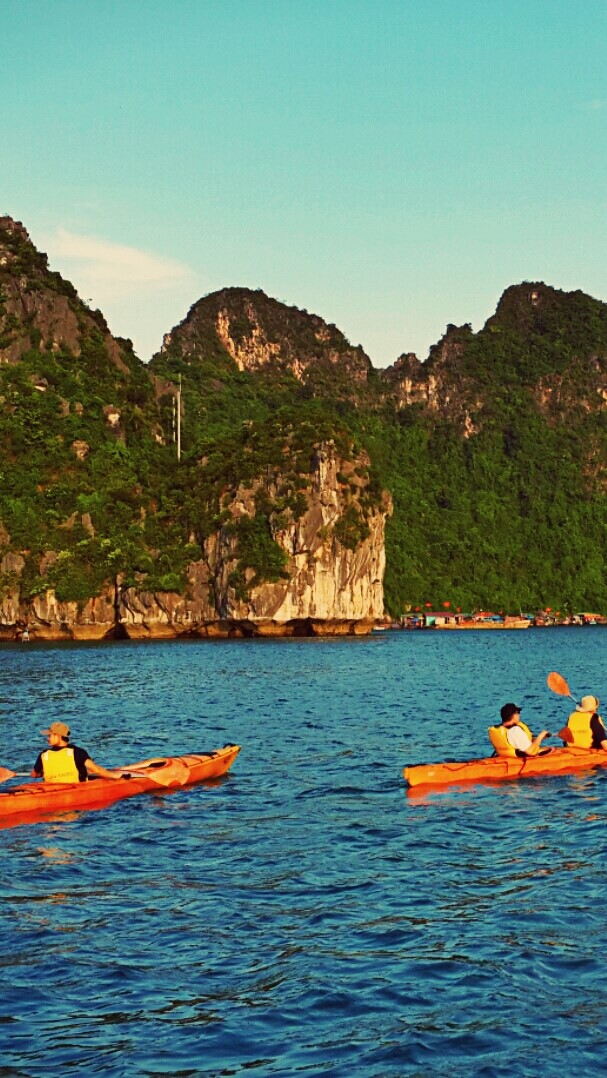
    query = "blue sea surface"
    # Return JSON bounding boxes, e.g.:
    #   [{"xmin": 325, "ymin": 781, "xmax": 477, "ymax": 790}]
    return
[{"xmin": 1, "ymin": 628, "xmax": 606, "ymax": 1076}]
